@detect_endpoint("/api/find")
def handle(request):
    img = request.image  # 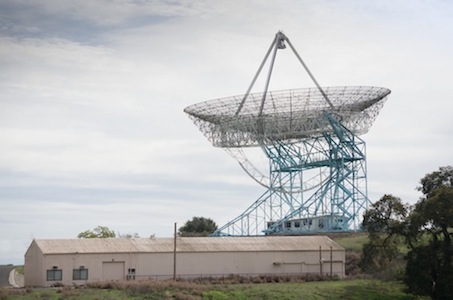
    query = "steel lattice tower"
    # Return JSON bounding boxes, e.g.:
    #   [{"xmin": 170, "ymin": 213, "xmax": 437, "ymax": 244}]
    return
[{"xmin": 184, "ymin": 32, "xmax": 390, "ymax": 236}]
